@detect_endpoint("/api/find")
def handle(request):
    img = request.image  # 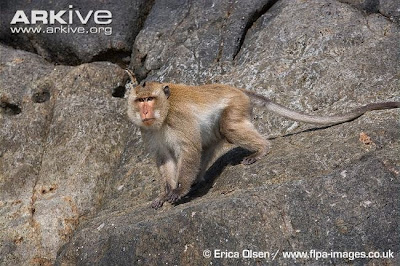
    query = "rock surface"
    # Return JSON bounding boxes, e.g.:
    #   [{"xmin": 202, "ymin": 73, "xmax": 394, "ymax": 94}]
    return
[
  {"xmin": 56, "ymin": 151, "xmax": 400, "ymax": 265},
  {"xmin": 0, "ymin": 45, "xmax": 129, "ymax": 264},
  {"xmin": 338, "ymin": 0, "xmax": 400, "ymax": 23},
  {"xmin": 0, "ymin": 0, "xmax": 399, "ymax": 265}
]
